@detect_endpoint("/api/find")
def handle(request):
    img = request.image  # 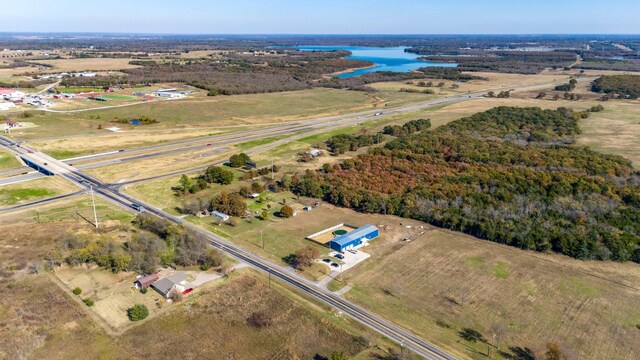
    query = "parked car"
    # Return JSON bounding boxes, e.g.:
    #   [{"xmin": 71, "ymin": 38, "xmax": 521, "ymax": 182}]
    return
[
  {"xmin": 322, "ymin": 258, "xmax": 331, "ymax": 263},
  {"xmin": 334, "ymin": 254, "xmax": 344, "ymax": 260},
  {"xmin": 331, "ymin": 263, "xmax": 339, "ymax": 268}
]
